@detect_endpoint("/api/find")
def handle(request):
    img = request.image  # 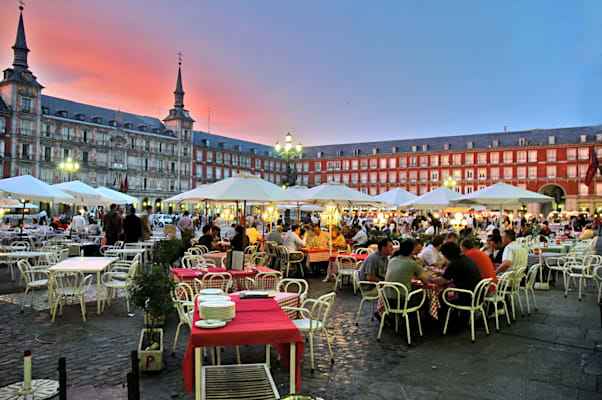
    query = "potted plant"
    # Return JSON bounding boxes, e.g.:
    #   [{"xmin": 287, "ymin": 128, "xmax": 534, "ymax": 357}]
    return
[
  {"xmin": 129, "ymin": 265, "xmax": 175, "ymax": 371},
  {"xmin": 151, "ymin": 238, "xmax": 188, "ymax": 271}
]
